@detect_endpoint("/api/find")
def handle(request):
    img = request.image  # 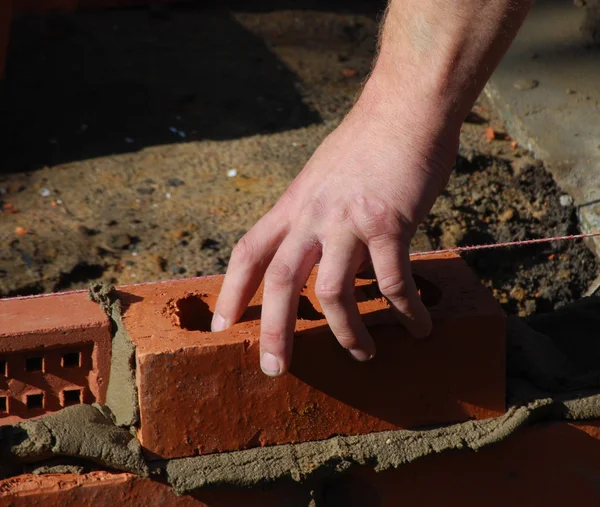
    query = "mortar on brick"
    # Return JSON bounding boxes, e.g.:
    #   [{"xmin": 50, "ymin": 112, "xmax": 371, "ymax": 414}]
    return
[
  {"xmin": 0, "ymin": 404, "xmax": 149, "ymax": 478},
  {"xmin": 89, "ymin": 283, "xmax": 139, "ymax": 428}
]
